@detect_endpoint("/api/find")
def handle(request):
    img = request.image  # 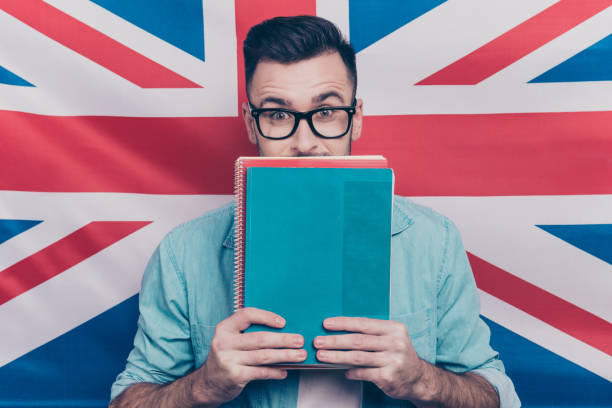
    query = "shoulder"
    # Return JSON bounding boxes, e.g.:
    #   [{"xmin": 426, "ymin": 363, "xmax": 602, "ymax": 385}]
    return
[
  {"xmin": 393, "ymin": 195, "xmax": 457, "ymax": 238},
  {"xmin": 161, "ymin": 201, "xmax": 234, "ymax": 257}
]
